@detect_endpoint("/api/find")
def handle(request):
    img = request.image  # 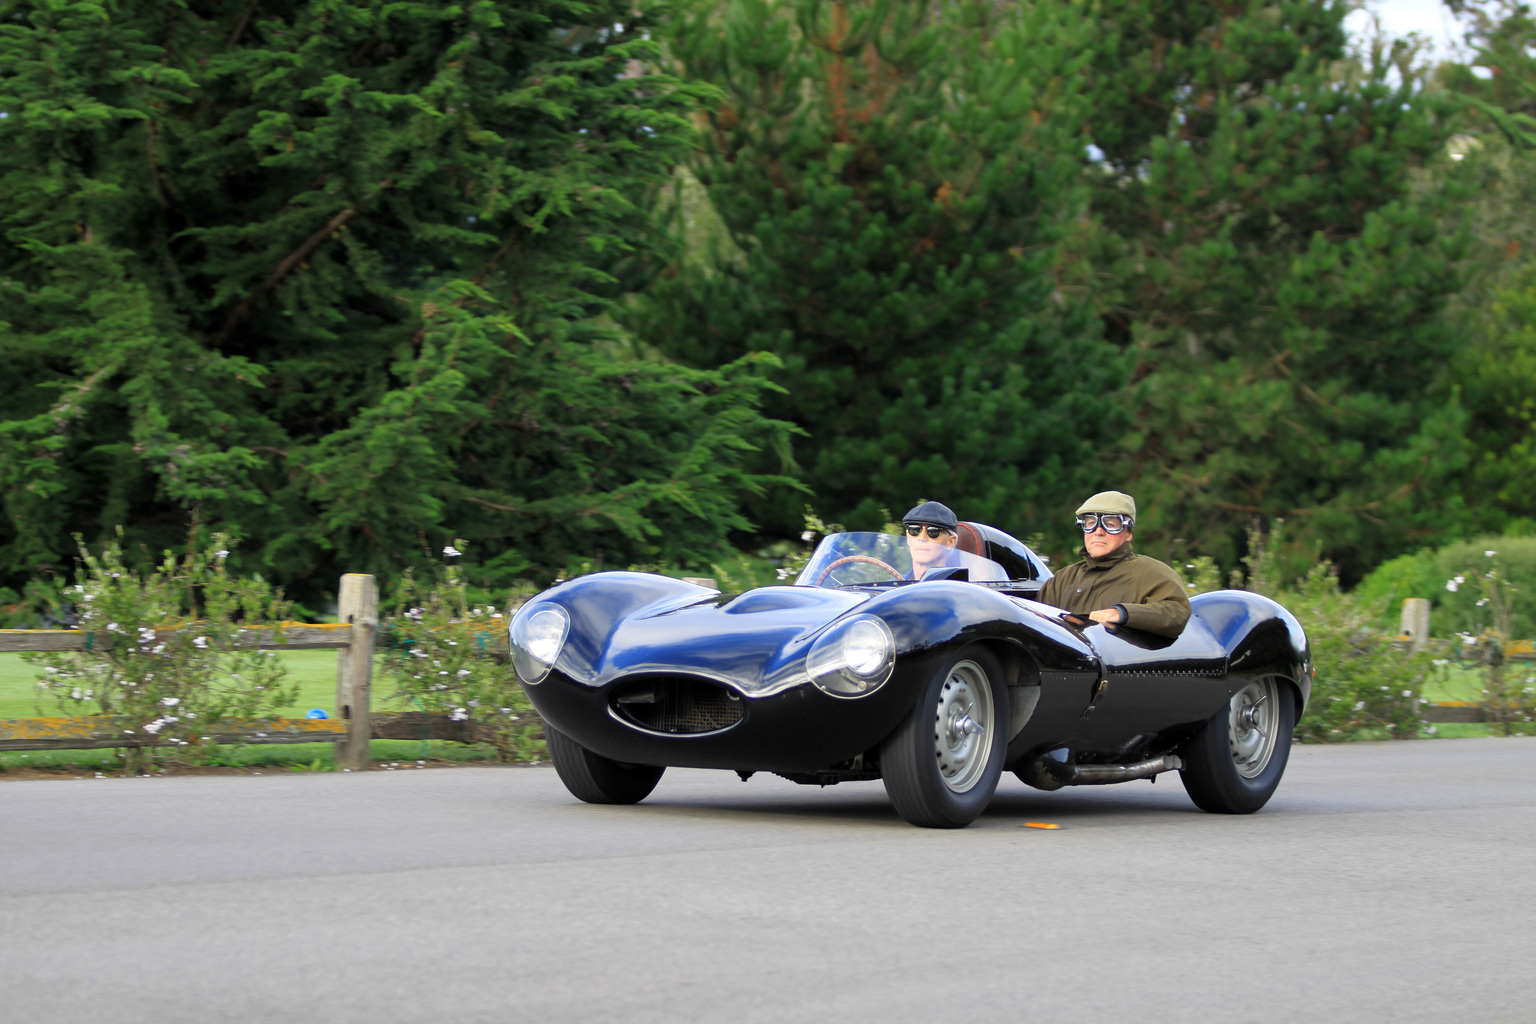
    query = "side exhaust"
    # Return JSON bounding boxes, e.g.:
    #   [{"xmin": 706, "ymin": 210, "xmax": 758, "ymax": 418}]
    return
[{"xmin": 1020, "ymin": 749, "xmax": 1184, "ymax": 791}]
